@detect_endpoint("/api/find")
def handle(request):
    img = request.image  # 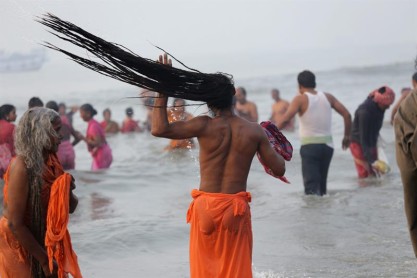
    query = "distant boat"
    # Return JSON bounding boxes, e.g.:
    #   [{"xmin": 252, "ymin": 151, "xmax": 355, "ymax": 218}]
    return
[{"xmin": 0, "ymin": 49, "xmax": 47, "ymax": 73}]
